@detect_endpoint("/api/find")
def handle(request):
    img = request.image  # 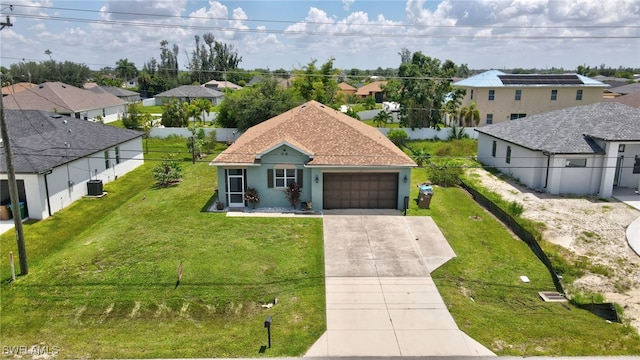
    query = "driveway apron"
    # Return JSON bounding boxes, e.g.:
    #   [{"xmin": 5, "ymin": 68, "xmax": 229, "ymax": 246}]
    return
[{"xmin": 305, "ymin": 209, "xmax": 495, "ymax": 357}]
